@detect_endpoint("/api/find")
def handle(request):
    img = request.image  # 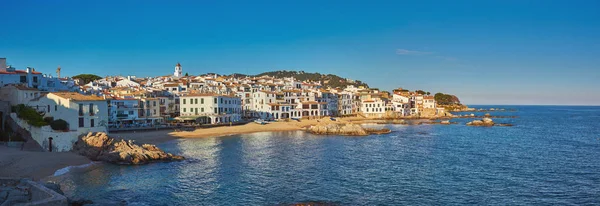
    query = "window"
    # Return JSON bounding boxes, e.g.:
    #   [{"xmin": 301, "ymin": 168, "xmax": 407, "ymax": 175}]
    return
[
  {"xmin": 183, "ymin": 108, "xmax": 186, "ymax": 112},
  {"xmin": 20, "ymin": 76, "xmax": 26, "ymax": 83},
  {"xmin": 201, "ymin": 108, "xmax": 204, "ymax": 112},
  {"xmin": 183, "ymin": 99, "xmax": 186, "ymax": 104},
  {"xmin": 220, "ymin": 98, "xmax": 223, "ymax": 104},
  {"xmin": 33, "ymin": 76, "xmax": 38, "ymax": 83},
  {"xmin": 214, "ymin": 108, "xmax": 217, "ymax": 113},
  {"xmin": 214, "ymin": 98, "xmax": 217, "ymax": 104},
  {"xmin": 201, "ymin": 98, "xmax": 204, "ymax": 104},
  {"xmin": 89, "ymin": 103, "xmax": 94, "ymax": 116},
  {"xmin": 79, "ymin": 118, "xmax": 84, "ymax": 127},
  {"xmin": 47, "ymin": 105, "xmax": 50, "ymax": 113},
  {"xmin": 79, "ymin": 104, "xmax": 83, "ymax": 116},
  {"xmin": 129, "ymin": 111, "xmax": 133, "ymax": 115},
  {"xmin": 54, "ymin": 105, "xmax": 57, "ymax": 111},
  {"xmin": 90, "ymin": 119, "xmax": 95, "ymax": 127},
  {"xmin": 154, "ymin": 109, "xmax": 156, "ymax": 115}
]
